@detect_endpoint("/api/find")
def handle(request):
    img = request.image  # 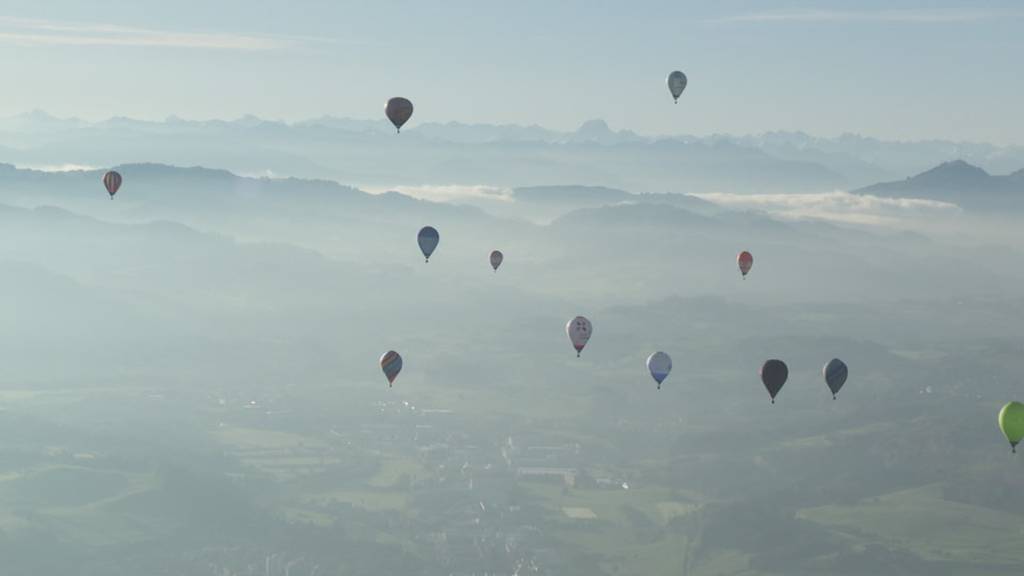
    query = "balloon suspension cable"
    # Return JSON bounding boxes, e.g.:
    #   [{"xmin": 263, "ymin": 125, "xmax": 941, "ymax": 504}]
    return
[
  {"xmin": 425, "ymin": 258, "xmax": 429, "ymax": 263},
  {"xmin": 657, "ymin": 383, "xmax": 662, "ymax": 391},
  {"xmin": 833, "ymin": 394, "xmax": 836, "ymax": 400},
  {"xmin": 1013, "ymin": 443, "xmax": 1018, "ymax": 454},
  {"xmin": 576, "ymin": 351, "xmax": 581, "ymax": 358},
  {"xmin": 771, "ymin": 398, "xmax": 775, "ymax": 404}
]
